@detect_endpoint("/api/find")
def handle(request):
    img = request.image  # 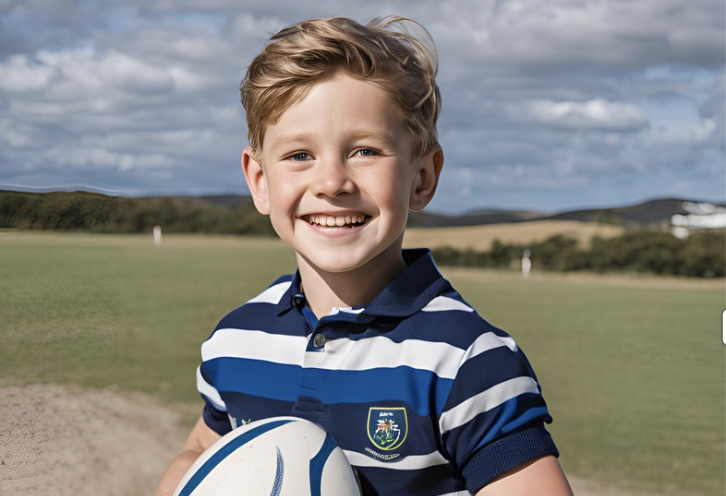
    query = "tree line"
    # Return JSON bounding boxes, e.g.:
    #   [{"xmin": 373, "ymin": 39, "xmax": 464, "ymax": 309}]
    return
[
  {"xmin": 0, "ymin": 190, "xmax": 275, "ymax": 235},
  {"xmin": 432, "ymin": 230, "xmax": 725, "ymax": 278},
  {"xmin": 2, "ymin": 190, "xmax": 722, "ymax": 278}
]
